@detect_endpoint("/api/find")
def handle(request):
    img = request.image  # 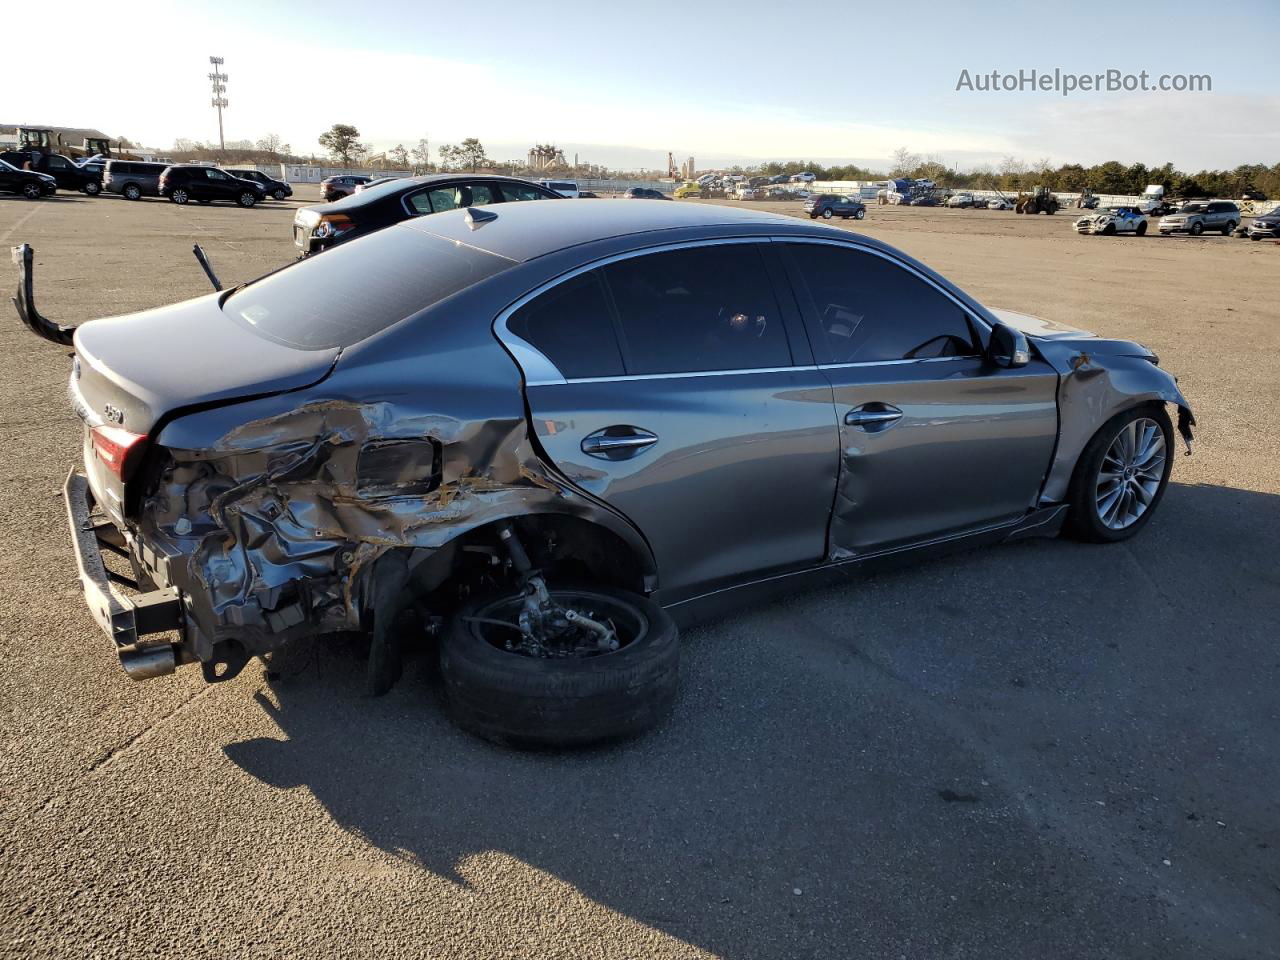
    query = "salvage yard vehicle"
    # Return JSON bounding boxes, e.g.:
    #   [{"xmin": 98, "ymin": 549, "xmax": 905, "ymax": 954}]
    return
[
  {"xmin": 1016, "ymin": 186, "xmax": 1059, "ymax": 215},
  {"xmin": 293, "ymin": 174, "xmax": 560, "ymax": 255},
  {"xmin": 11, "ymin": 201, "xmax": 1196, "ymax": 748},
  {"xmin": 1246, "ymin": 208, "xmax": 1280, "ymax": 240},
  {"xmin": 624, "ymin": 187, "xmax": 671, "ymax": 200},
  {"xmin": 0, "ymin": 158, "xmax": 57, "ymax": 199},
  {"xmin": 804, "ymin": 194, "xmax": 866, "ymax": 220},
  {"xmin": 103, "ymin": 160, "xmax": 168, "ymax": 200},
  {"xmin": 159, "ymin": 166, "xmax": 266, "ymax": 207},
  {"xmin": 1158, "ymin": 200, "xmax": 1240, "ymax": 236},
  {"xmin": 320, "ymin": 174, "xmax": 373, "ymax": 201},
  {"xmin": 0, "ymin": 151, "xmax": 103, "ymax": 195},
  {"xmin": 1074, "ymin": 205, "xmax": 1148, "ymax": 236},
  {"xmin": 673, "ymin": 182, "xmax": 704, "ymax": 199},
  {"xmin": 732, "ymin": 184, "xmax": 763, "ymax": 200},
  {"xmin": 224, "ymin": 168, "xmax": 293, "ymax": 201},
  {"xmin": 945, "ymin": 193, "xmax": 976, "ymax": 208},
  {"xmin": 987, "ymin": 197, "xmax": 1014, "ymax": 210}
]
